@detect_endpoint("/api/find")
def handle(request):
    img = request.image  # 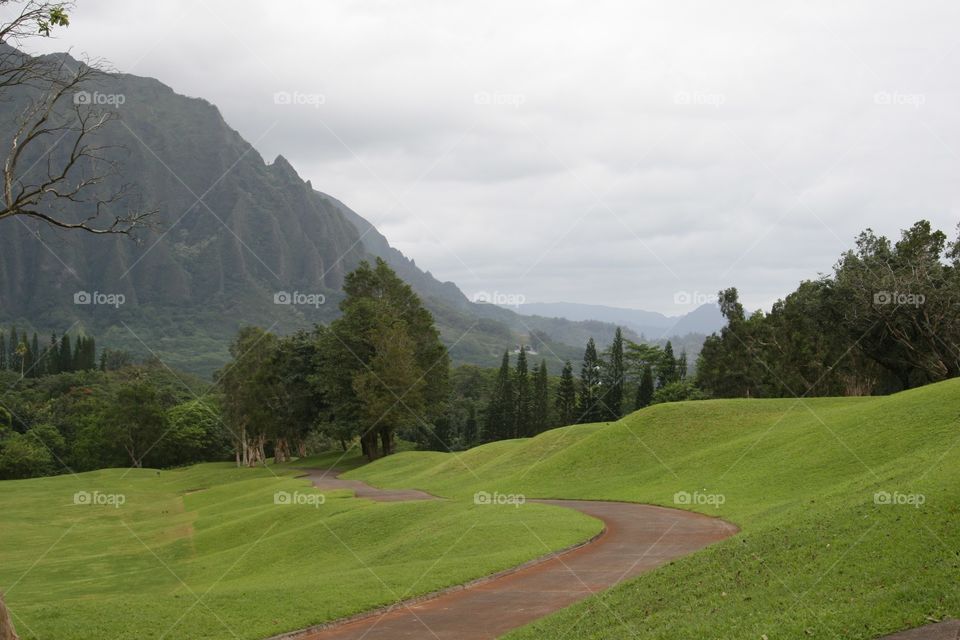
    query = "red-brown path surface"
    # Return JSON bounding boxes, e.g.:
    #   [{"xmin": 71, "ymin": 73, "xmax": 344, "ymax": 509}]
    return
[{"xmin": 277, "ymin": 470, "xmax": 738, "ymax": 640}]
